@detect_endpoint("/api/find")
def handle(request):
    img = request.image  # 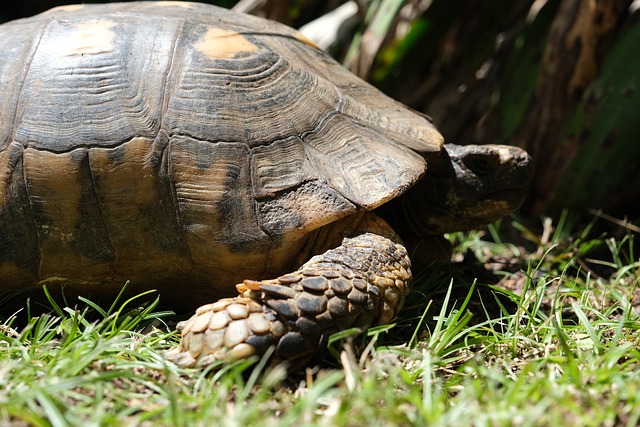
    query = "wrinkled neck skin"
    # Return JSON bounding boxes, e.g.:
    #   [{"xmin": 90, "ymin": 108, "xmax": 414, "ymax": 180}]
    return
[{"xmin": 378, "ymin": 143, "xmax": 532, "ymax": 243}]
